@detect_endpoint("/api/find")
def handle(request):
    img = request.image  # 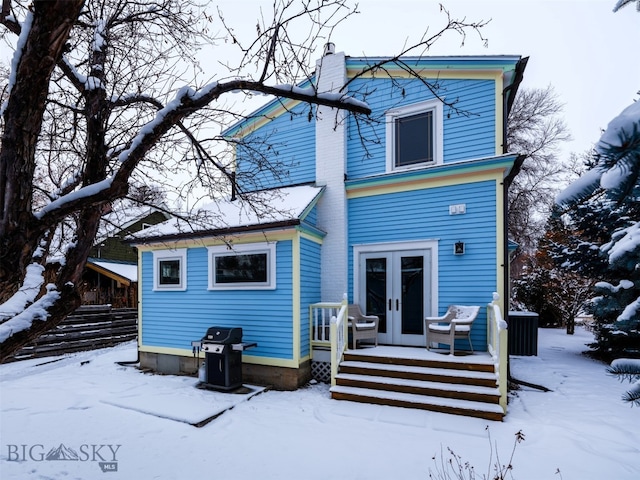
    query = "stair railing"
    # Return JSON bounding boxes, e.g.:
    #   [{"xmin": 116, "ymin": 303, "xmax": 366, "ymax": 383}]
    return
[
  {"xmin": 329, "ymin": 295, "xmax": 348, "ymax": 386},
  {"xmin": 487, "ymin": 292, "xmax": 508, "ymax": 412}
]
